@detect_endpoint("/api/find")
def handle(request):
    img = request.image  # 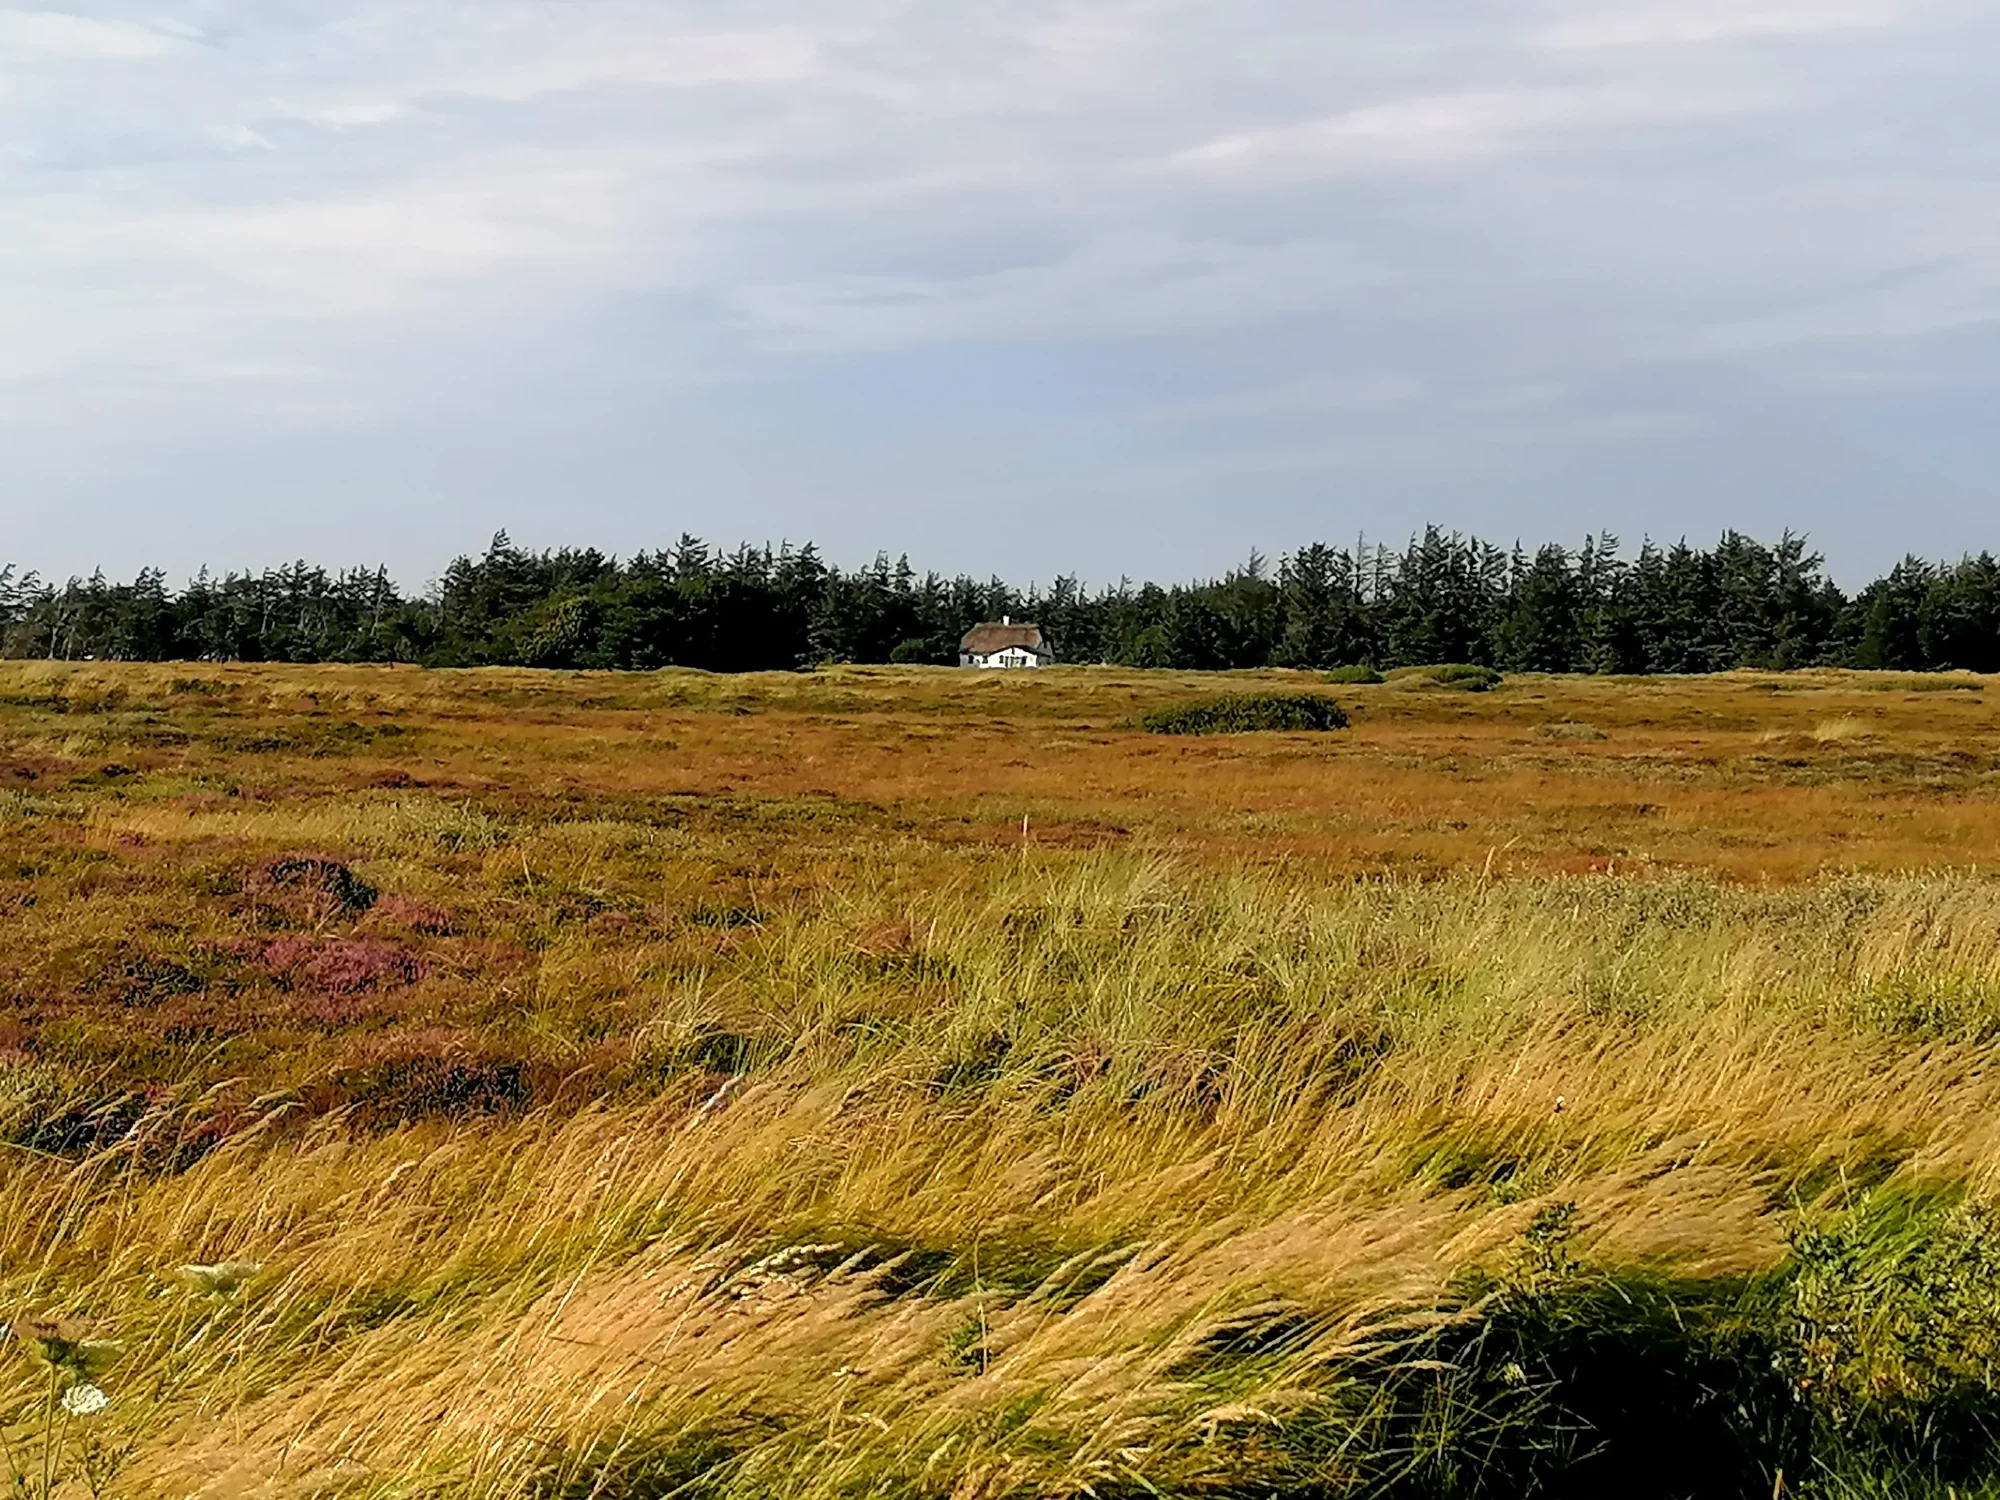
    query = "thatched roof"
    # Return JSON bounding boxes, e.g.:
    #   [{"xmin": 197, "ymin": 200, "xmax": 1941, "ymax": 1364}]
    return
[{"xmin": 959, "ymin": 622, "xmax": 1049, "ymax": 657}]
